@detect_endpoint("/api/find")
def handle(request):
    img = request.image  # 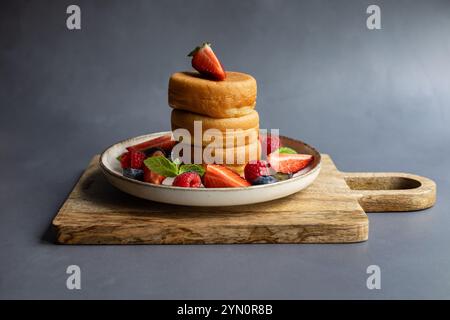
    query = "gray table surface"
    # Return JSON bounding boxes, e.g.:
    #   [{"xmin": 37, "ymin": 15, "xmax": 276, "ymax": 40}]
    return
[{"xmin": 1, "ymin": 0, "xmax": 450, "ymax": 299}]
